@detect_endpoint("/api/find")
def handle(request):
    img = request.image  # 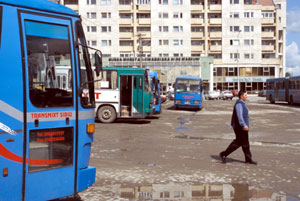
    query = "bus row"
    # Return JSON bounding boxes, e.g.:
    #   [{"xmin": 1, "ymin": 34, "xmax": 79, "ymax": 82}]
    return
[{"xmin": 266, "ymin": 76, "xmax": 300, "ymax": 105}]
